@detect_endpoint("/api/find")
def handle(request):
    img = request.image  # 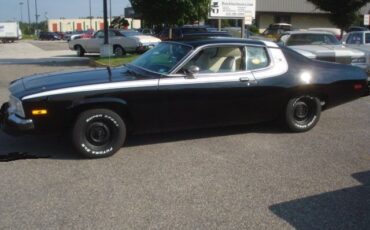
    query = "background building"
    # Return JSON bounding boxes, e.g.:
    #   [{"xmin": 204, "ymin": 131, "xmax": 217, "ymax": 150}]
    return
[
  {"xmin": 256, "ymin": 1, "xmax": 370, "ymax": 31},
  {"xmin": 256, "ymin": 0, "xmax": 334, "ymax": 31},
  {"xmin": 48, "ymin": 18, "xmax": 141, "ymax": 32}
]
